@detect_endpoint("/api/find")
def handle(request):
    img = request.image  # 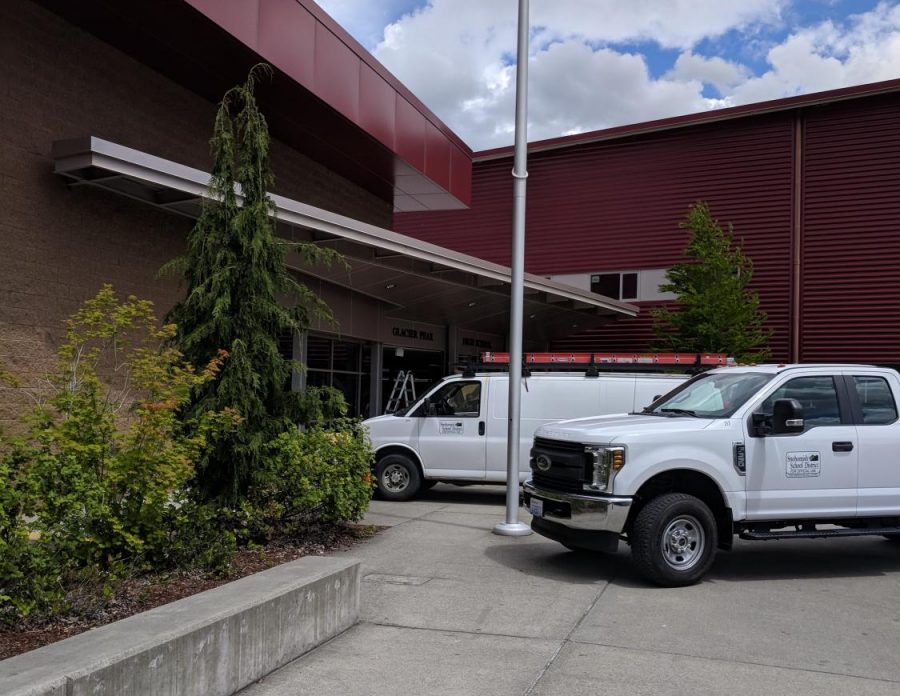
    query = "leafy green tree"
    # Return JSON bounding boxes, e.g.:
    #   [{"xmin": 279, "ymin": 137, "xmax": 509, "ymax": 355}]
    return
[
  {"xmin": 652, "ymin": 202, "xmax": 772, "ymax": 362},
  {"xmin": 164, "ymin": 66, "xmax": 345, "ymax": 502},
  {"xmin": 0, "ymin": 286, "xmax": 235, "ymax": 620}
]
